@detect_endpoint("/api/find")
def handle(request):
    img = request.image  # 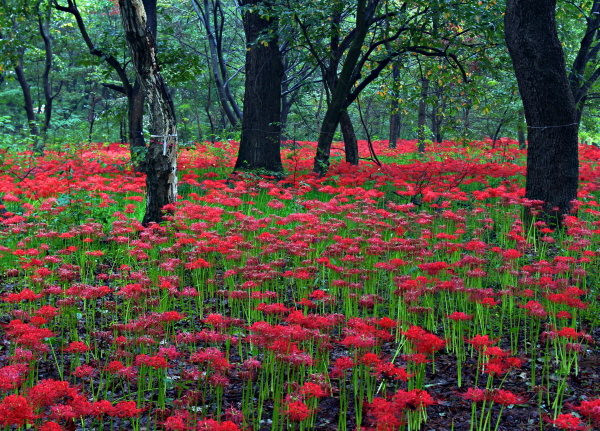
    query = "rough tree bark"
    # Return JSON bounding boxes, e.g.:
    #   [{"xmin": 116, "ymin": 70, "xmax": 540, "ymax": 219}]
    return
[
  {"xmin": 119, "ymin": 0, "xmax": 178, "ymax": 225},
  {"xmin": 234, "ymin": 0, "xmax": 284, "ymax": 174},
  {"xmin": 340, "ymin": 110, "xmax": 359, "ymax": 165},
  {"xmin": 505, "ymin": 0, "xmax": 579, "ymax": 227}
]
